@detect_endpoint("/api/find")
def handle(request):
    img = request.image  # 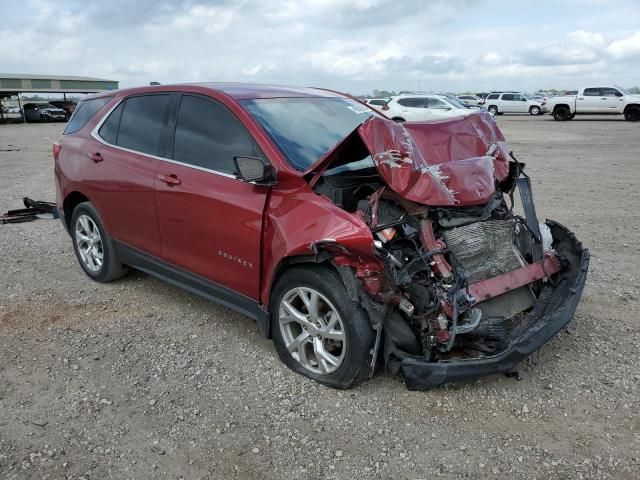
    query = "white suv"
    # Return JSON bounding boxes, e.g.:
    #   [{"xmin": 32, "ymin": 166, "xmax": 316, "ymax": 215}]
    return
[
  {"xmin": 482, "ymin": 92, "xmax": 543, "ymax": 115},
  {"xmin": 383, "ymin": 94, "xmax": 473, "ymax": 122}
]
